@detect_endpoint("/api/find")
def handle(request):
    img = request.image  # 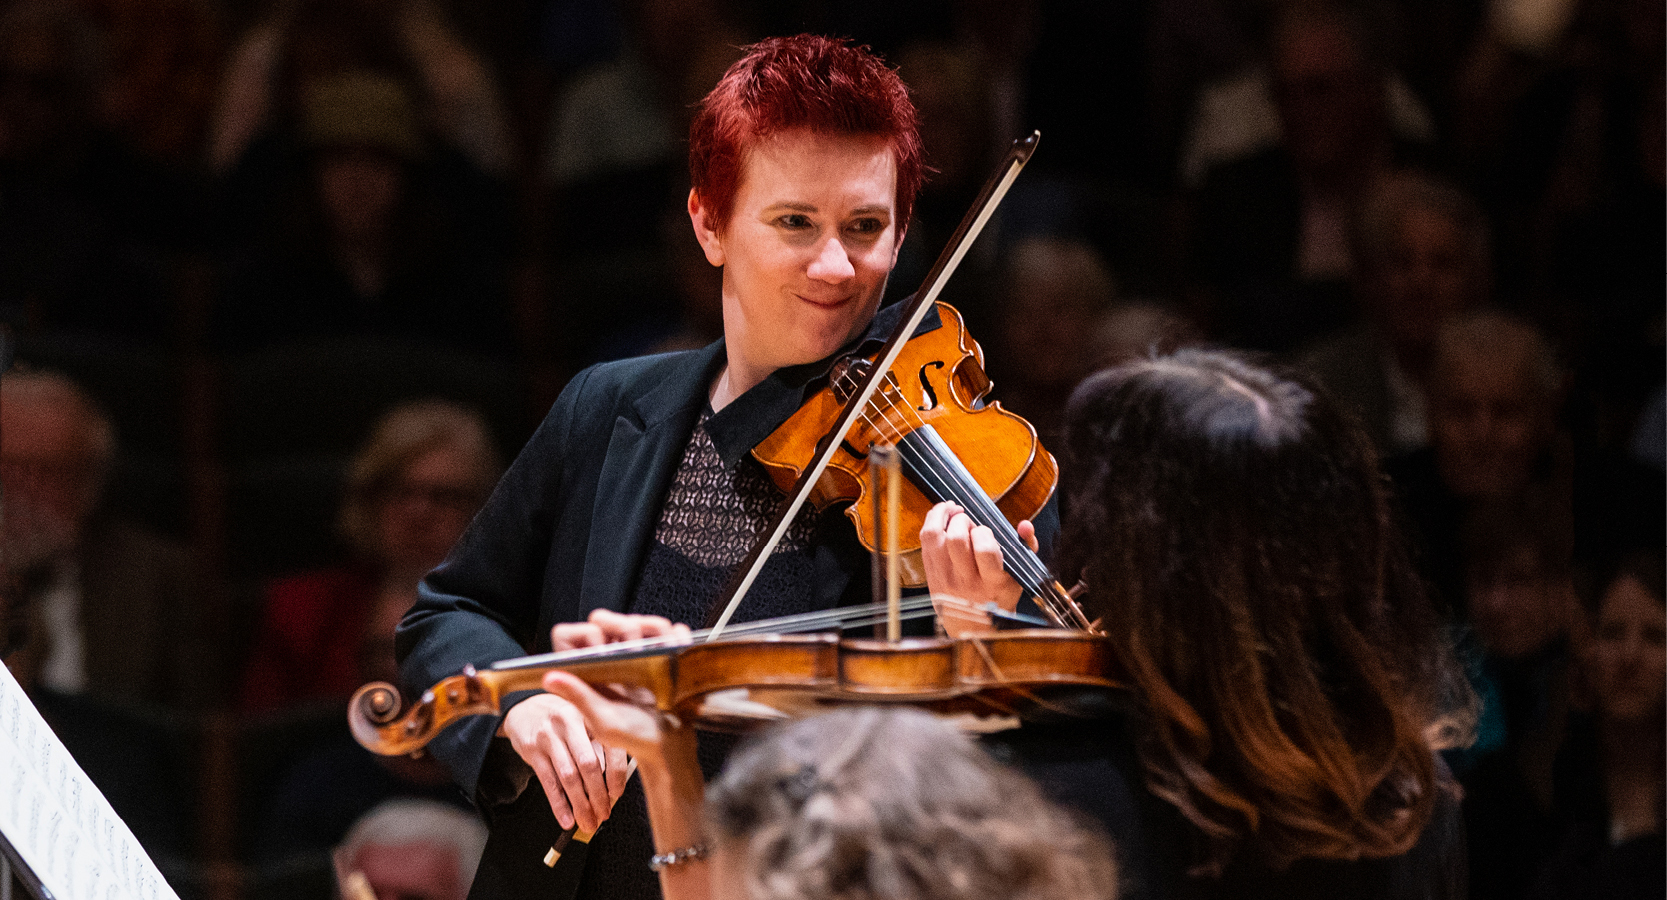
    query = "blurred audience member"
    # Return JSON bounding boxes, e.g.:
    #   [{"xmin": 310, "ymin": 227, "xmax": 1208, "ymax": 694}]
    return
[
  {"xmin": 86, "ymin": 0, "xmax": 223, "ymax": 171},
  {"xmin": 211, "ymin": 70, "xmax": 513, "ymax": 356},
  {"xmin": 1145, "ymin": 0, "xmax": 1264, "ymax": 182},
  {"xmin": 333, "ymin": 799, "xmax": 487, "ymax": 900},
  {"xmin": 208, "ymin": 0, "xmax": 511, "ymax": 177},
  {"xmin": 238, "ymin": 399, "xmax": 499, "ymax": 713},
  {"xmin": 1528, "ymin": 550, "xmax": 1664, "ymax": 900},
  {"xmin": 243, "ymin": 400, "xmax": 495, "ymax": 858},
  {"xmin": 537, "ymin": 0, "xmax": 748, "ymax": 367},
  {"xmin": 1389, "ymin": 310, "xmax": 1663, "ymax": 615},
  {"xmin": 1186, "ymin": 1, "xmax": 1434, "ymax": 354},
  {"xmin": 1093, "ymin": 299, "xmax": 1201, "ymax": 369},
  {"xmin": 0, "ymin": 370, "xmax": 208, "ymax": 708},
  {"xmin": 0, "ymin": 0, "xmax": 181, "ymax": 340},
  {"xmin": 889, "ymin": 39, "xmax": 999, "ymax": 320},
  {"xmin": 541, "ymin": 0, "xmax": 742, "ymax": 192},
  {"xmin": 1453, "ymin": 0, "xmax": 1662, "ymax": 458},
  {"xmin": 636, "ymin": 202, "xmax": 724, "ymax": 357},
  {"xmin": 983, "ymin": 236, "xmax": 1118, "ymax": 448},
  {"xmin": 1303, "ymin": 170, "xmax": 1492, "ymax": 454},
  {"xmin": 1456, "ymin": 498, "xmax": 1583, "ymax": 900},
  {"xmin": 1177, "ymin": 15, "xmax": 1436, "ymax": 189}
]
